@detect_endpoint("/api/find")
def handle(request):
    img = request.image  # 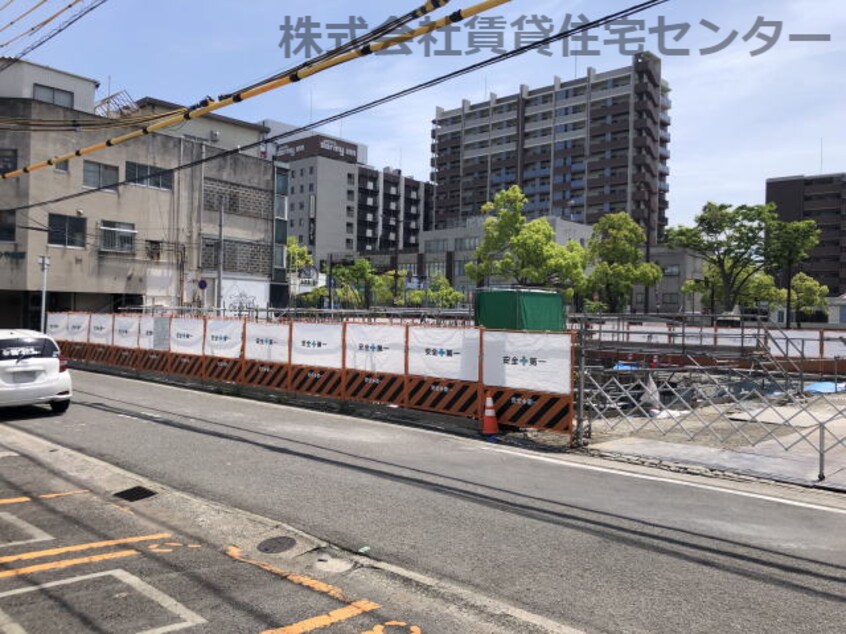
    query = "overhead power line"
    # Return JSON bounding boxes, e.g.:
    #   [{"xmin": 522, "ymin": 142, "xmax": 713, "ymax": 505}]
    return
[
  {"xmin": 1, "ymin": 0, "xmax": 511, "ymax": 179},
  {"xmin": 0, "ymin": 0, "xmax": 48, "ymax": 35},
  {"xmin": 1, "ymin": 0, "xmax": 84, "ymax": 49},
  {"xmin": 0, "ymin": 0, "xmax": 452, "ymax": 132},
  {"xmin": 6, "ymin": 0, "xmax": 669, "ymax": 215},
  {"xmin": 0, "ymin": 0, "xmax": 109, "ymax": 75}
]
